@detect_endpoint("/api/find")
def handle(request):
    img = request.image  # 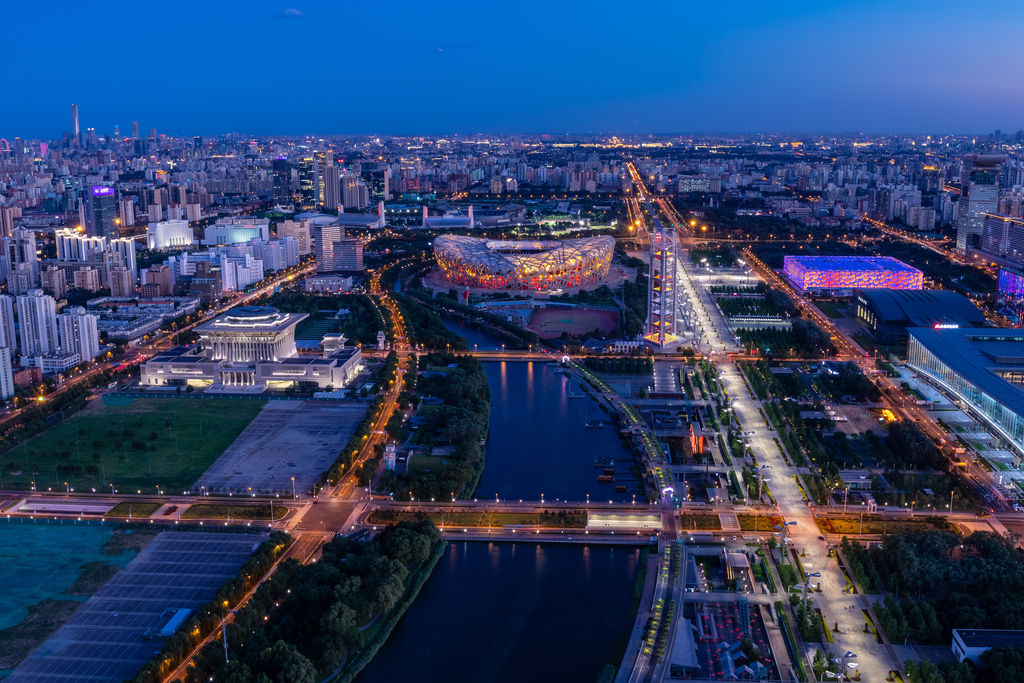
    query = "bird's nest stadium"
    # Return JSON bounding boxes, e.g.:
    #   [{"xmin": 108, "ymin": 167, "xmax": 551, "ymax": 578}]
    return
[{"xmin": 433, "ymin": 235, "xmax": 615, "ymax": 290}]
